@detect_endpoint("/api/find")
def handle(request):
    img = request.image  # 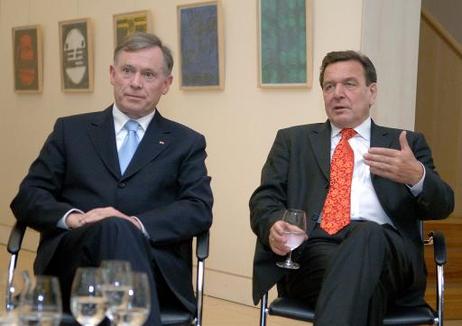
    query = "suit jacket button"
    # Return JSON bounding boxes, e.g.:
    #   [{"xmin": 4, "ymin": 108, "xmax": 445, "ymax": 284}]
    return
[{"xmin": 118, "ymin": 182, "xmax": 126, "ymax": 188}]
